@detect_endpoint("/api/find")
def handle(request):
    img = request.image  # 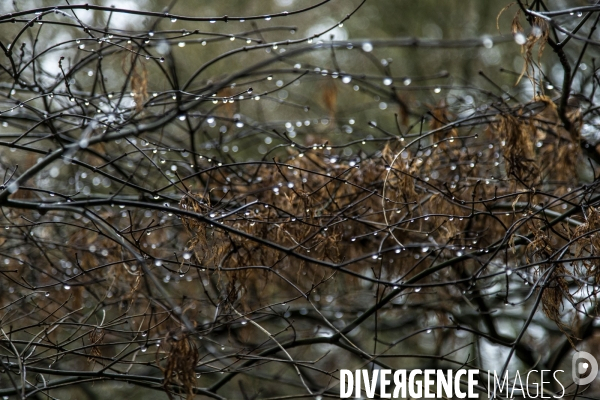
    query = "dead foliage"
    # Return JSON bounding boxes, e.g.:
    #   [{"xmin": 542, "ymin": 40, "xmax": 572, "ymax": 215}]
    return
[
  {"xmin": 123, "ymin": 48, "xmax": 149, "ymax": 112},
  {"xmin": 88, "ymin": 328, "xmax": 105, "ymax": 365},
  {"xmin": 161, "ymin": 334, "xmax": 200, "ymax": 400},
  {"xmin": 513, "ymin": 14, "xmax": 549, "ymax": 90},
  {"xmin": 322, "ymin": 78, "xmax": 338, "ymax": 122},
  {"xmin": 494, "ymin": 113, "xmax": 539, "ymax": 187}
]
